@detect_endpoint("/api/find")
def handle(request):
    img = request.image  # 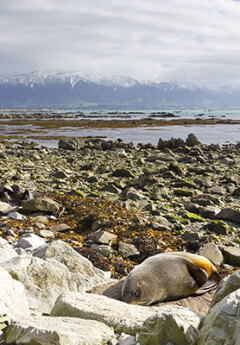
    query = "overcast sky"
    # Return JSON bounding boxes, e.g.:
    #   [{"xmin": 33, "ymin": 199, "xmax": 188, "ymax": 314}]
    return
[{"xmin": 1, "ymin": 0, "xmax": 240, "ymax": 85}]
